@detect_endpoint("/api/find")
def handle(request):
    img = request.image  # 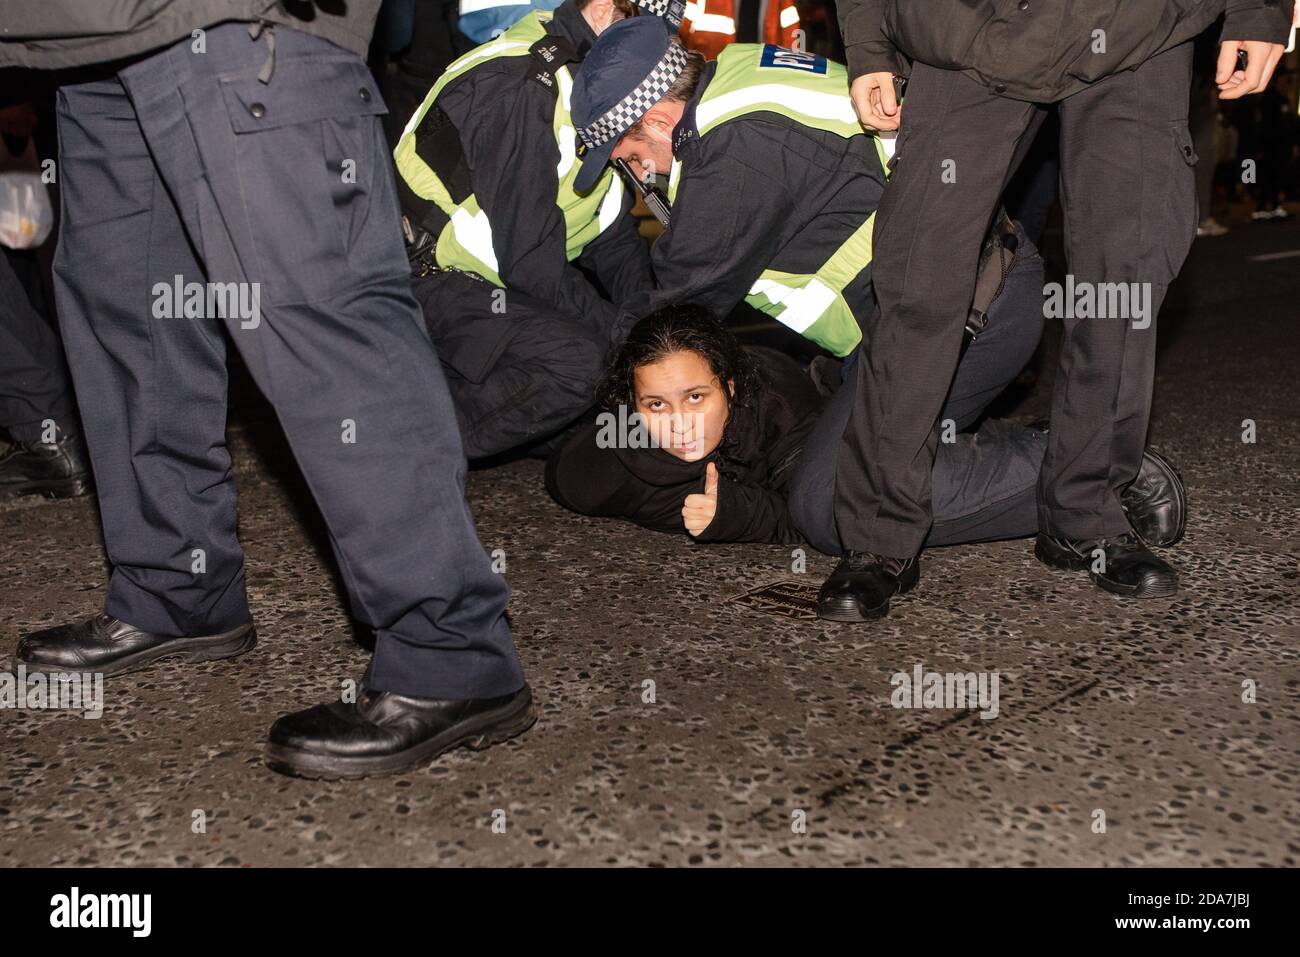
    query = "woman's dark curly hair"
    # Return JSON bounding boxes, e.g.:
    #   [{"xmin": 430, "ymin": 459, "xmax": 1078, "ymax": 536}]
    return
[{"xmin": 596, "ymin": 305, "xmax": 762, "ymax": 454}]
